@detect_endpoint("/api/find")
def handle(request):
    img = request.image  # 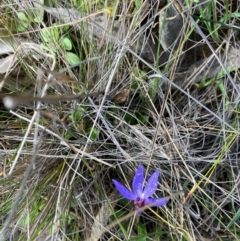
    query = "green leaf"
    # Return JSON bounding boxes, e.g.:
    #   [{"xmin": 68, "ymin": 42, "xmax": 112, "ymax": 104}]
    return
[
  {"xmin": 34, "ymin": 15, "xmax": 43, "ymax": 23},
  {"xmin": 131, "ymin": 81, "xmax": 139, "ymax": 90},
  {"xmin": 62, "ymin": 37, "xmax": 72, "ymax": 51},
  {"xmin": 41, "ymin": 24, "xmax": 59, "ymax": 42},
  {"xmin": 52, "ymin": 25, "xmax": 59, "ymax": 40},
  {"xmin": 119, "ymin": 198, "xmax": 129, "ymax": 206},
  {"xmin": 226, "ymin": 208, "xmax": 240, "ymax": 229},
  {"xmin": 41, "ymin": 28, "xmax": 52, "ymax": 42},
  {"xmin": 17, "ymin": 12, "xmax": 30, "ymax": 31},
  {"xmin": 65, "ymin": 131, "xmax": 73, "ymax": 139},
  {"xmin": 133, "ymin": 0, "xmax": 142, "ymax": 10},
  {"xmin": 65, "ymin": 52, "xmax": 81, "ymax": 65},
  {"xmin": 216, "ymin": 80, "xmax": 229, "ymax": 100},
  {"xmin": 124, "ymin": 113, "xmax": 138, "ymax": 125},
  {"xmin": 149, "ymin": 77, "xmax": 160, "ymax": 100},
  {"xmin": 17, "ymin": 21, "xmax": 30, "ymax": 32},
  {"xmin": 136, "ymin": 113, "xmax": 148, "ymax": 125},
  {"xmin": 195, "ymin": 78, "xmax": 213, "ymax": 88},
  {"xmin": 86, "ymin": 127, "xmax": 99, "ymax": 141},
  {"xmin": 69, "ymin": 106, "xmax": 85, "ymax": 121},
  {"xmin": 137, "ymin": 221, "xmax": 147, "ymax": 241},
  {"xmin": 18, "ymin": 12, "xmax": 28, "ymax": 22},
  {"xmin": 230, "ymin": 12, "xmax": 240, "ymax": 18},
  {"xmin": 63, "ymin": 25, "xmax": 70, "ymax": 32}
]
